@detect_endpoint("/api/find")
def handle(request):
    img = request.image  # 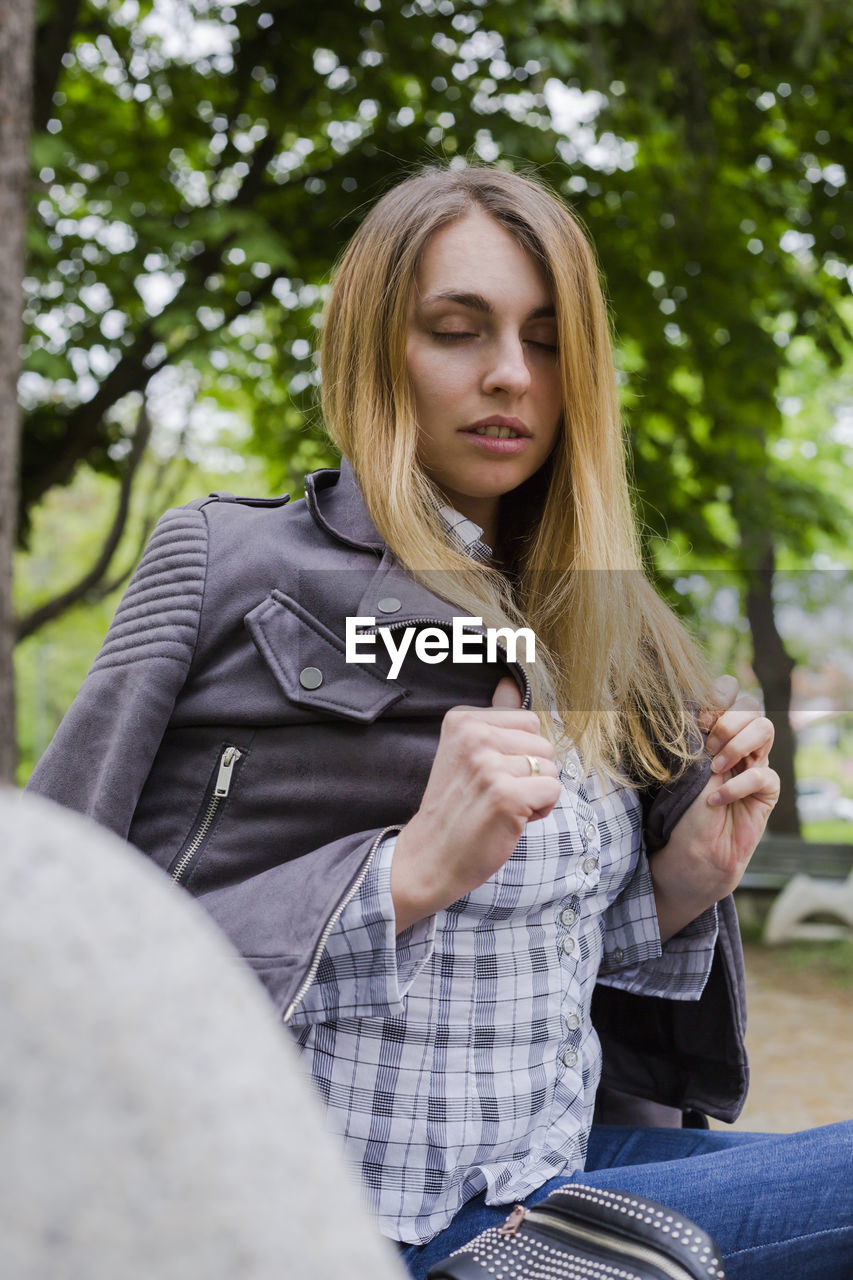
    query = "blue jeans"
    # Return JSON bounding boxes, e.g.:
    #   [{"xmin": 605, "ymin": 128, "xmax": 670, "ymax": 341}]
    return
[{"xmin": 397, "ymin": 1121, "xmax": 853, "ymax": 1280}]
